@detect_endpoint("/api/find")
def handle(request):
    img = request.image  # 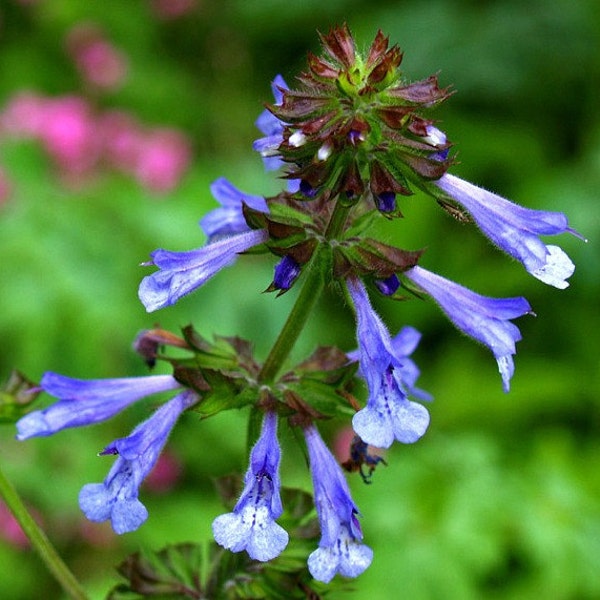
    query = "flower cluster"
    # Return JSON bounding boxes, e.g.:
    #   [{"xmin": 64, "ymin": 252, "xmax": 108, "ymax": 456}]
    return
[
  {"xmin": 16, "ymin": 373, "xmax": 198, "ymax": 533},
  {"xmin": 14, "ymin": 24, "xmax": 582, "ymax": 589}
]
